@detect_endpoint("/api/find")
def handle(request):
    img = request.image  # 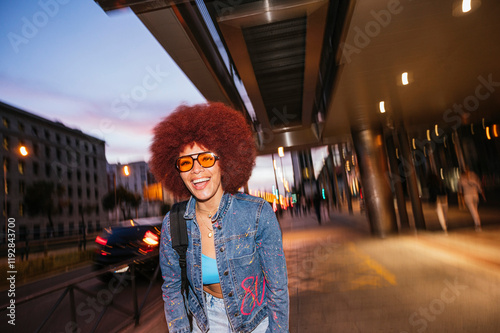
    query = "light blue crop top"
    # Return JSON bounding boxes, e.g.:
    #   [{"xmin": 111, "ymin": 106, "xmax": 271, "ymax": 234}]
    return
[{"xmin": 202, "ymin": 254, "xmax": 220, "ymax": 284}]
